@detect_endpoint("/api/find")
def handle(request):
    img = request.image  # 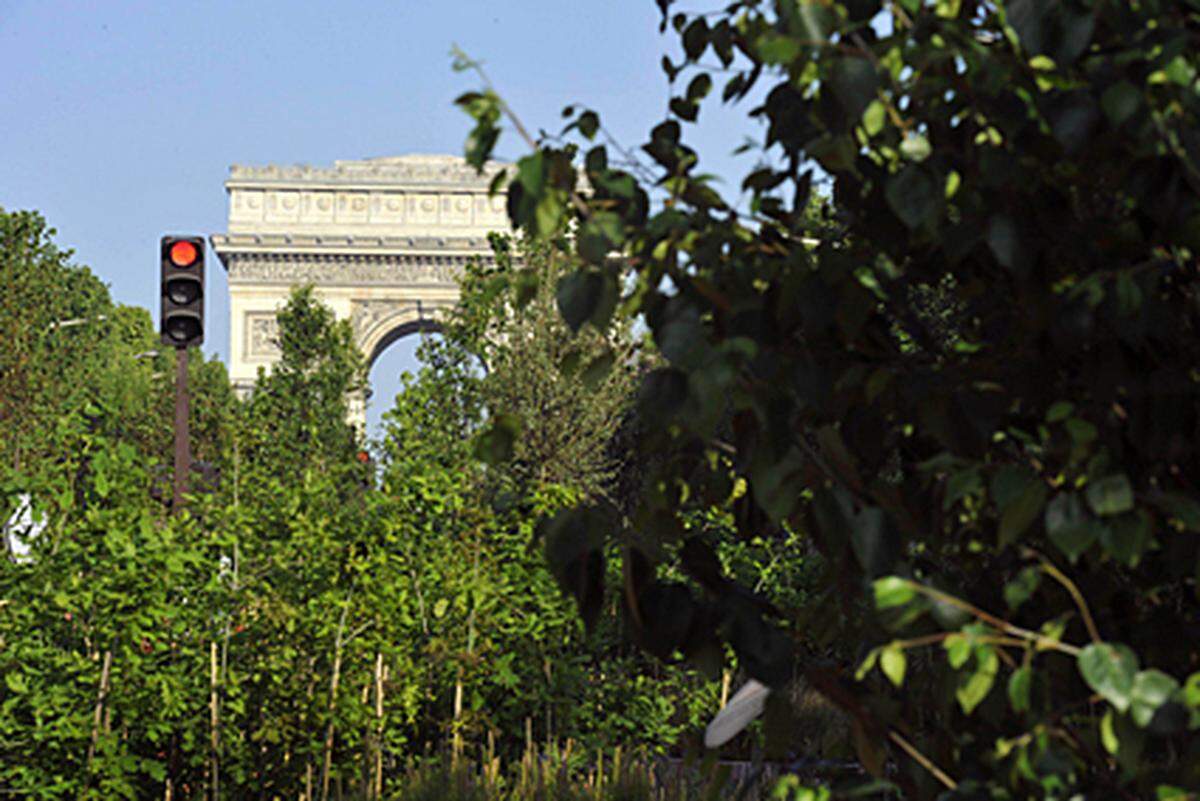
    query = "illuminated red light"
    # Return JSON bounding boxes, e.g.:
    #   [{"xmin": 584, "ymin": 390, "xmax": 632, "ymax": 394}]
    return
[{"xmin": 169, "ymin": 240, "xmax": 198, "ymax": 267}]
